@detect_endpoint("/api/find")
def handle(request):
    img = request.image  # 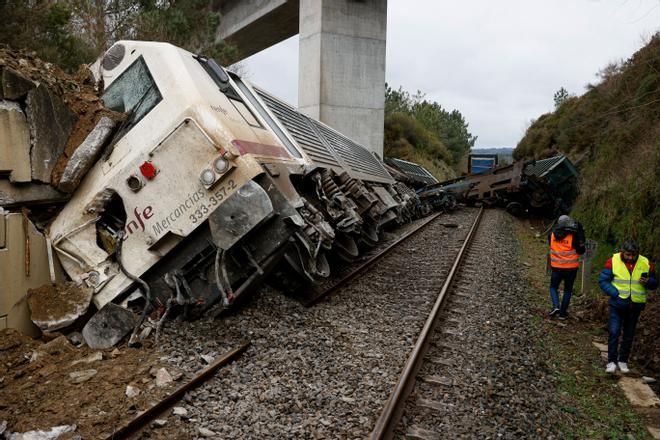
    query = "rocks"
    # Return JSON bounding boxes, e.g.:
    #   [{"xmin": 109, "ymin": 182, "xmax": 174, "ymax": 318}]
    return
[
  {"xmin": 6, "ymin": 424, "xmax": 77, "ymax": 440},
  {"xmin": 69, "ymin": 369, "xmax": 97, "ymax": 384},
  {"xmin": 26, "ymin": 84, "xmax": 78, "ymax": 183},
  {"xmin": 28, "ymin": 282, "xmax": 93, "ymax": 332},
  {"xmin": 200, "ymin": 354, "xmax": 214, "ymax": 364},
  {"xmin": 1, "ymin": 67, "xmax": 36, "ymax": 100},
  {"xmin": 82, "ymin": 303, "xmax": 136, "ymax": 349},
  {"xmin": 0, "ymin": 180, "xmax": 68, "ymax": 208},
  {"xmin": 125, "ymin": 385, "xmax": 140, "ymax": 398},
  {"xmin": 152, "ymin": 419, "xmax": 168, "ymax": 428},
  {"xmin": 0, "ymin": 100, "xmax": 31, "ymax": 182},
  {"xmin": 197, "ymin": 427, "xmax": 216, "ymax": 437},
  {"xmin": 71, "ymin": 351, "xmax": 102, "ymax": 366},
  {"xmin": 155, "ymin": 368, "xmax": 173, "ymax": 387},
  {"xmin": 172, "ymin": 407, "xmax": 188, "ymax": 417},
  {"xmin": 57, "ymin": 117, "xmax": 115, "ymax": 193}
]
